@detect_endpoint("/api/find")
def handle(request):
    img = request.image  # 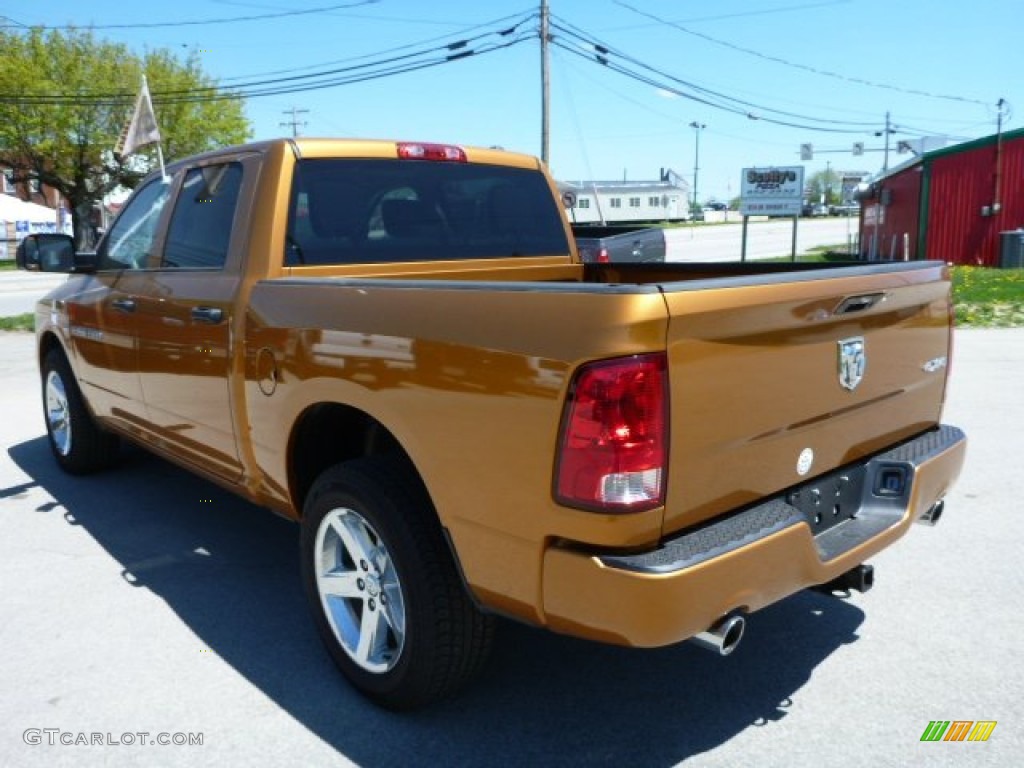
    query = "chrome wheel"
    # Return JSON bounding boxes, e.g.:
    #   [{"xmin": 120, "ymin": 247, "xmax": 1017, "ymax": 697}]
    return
[
  {"xmin": 45, "ymin": 370, "xmax": 72, "ymax": 456},
  {"xmin": 314, "ymin": 507, "xmax": 406, "ymax": 674}
]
